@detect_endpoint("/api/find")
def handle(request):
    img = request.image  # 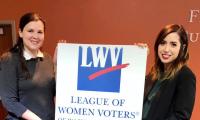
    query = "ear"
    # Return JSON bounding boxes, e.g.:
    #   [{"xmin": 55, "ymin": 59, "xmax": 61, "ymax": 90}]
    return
[{"xmin": 18, "ymin": 29, "xmax": 23, "ymax": 38}]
